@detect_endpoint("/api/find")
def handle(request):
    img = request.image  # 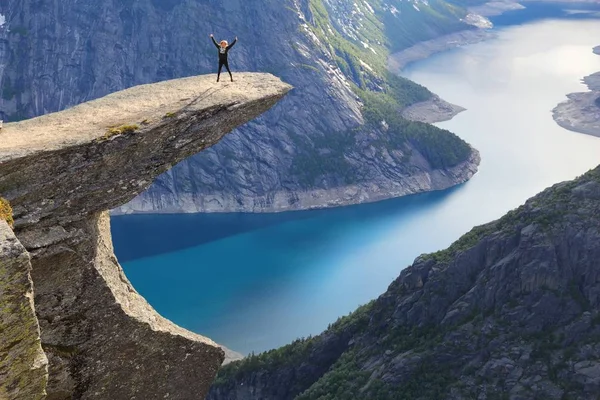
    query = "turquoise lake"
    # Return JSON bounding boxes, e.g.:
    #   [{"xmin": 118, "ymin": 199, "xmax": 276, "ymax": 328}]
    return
[{"xmin": 112, "ymin": 13, "xmax": 600, "ymax": 355}]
